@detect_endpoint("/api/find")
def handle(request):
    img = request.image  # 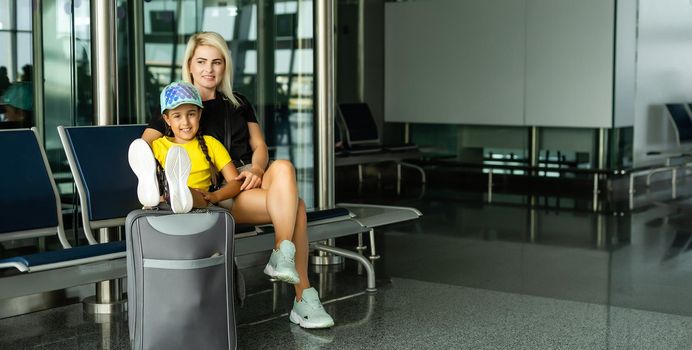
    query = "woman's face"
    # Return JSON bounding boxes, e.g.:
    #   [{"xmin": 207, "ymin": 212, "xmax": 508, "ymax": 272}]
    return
[
  {"xmin": 163, "ymin": 104, "xmax": 201, "ymax": 144},
  {"xmin": 189, "ymin": 45, "xmax": 225, "ymax": 92}
]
